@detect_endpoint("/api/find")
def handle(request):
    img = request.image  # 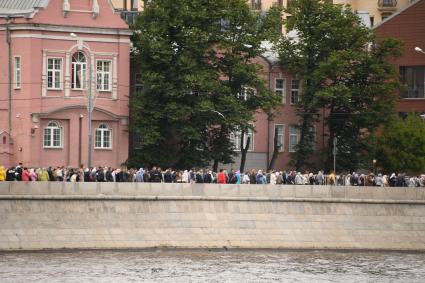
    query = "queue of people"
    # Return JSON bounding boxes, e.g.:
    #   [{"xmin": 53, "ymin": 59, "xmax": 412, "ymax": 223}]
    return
[{"xmin": 0, "ymin": 163, "xmax": 424, "ymax": 187}]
